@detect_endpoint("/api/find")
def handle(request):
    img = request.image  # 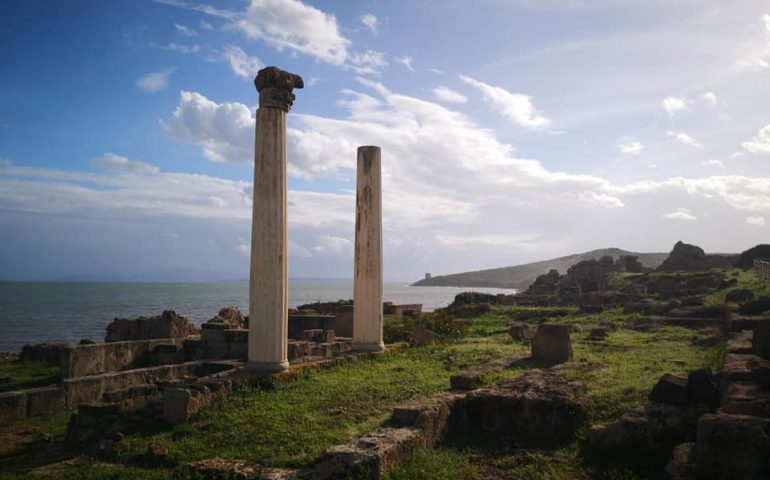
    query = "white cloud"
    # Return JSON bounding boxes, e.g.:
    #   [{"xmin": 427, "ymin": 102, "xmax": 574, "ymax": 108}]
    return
[
  {"xmin": 459, "ymin": 75, "xmax": 550, "ymax": 130},
  {"xmin": 662, "ymin": 96, "xmax": 688, "ymax": 116},
  {"xmin": 162, "ymin": 91, "xmax": 254, "ymax": 163},
  {"xmin": 565, "ymin": 191, "xmax": 625, "ymax": 208},
  {"xmin": 91, "ymin": 153, "xmax": 159, "ymax": 174},
  {"xmin": 747, "ymin": 216, "xmax": 766, "ymax": 226},
  {"xmin": 663, "ymin": 208, "xmax": 697, "ymax": 221},
  {"xmin": 742, "ymin": 124, "xmax": 770, "ymax": 154},
  {"xmin": 174, "ymin": 23, "xmax": 198, "ymax": 36},
  {"xmin": 360, "ymin": 13, "xmax": 378, "ymax": 34},
  {"xmin": 350, "ymin": 50, "xmax": 389, "ymax": 75},
  {"xmin": 231, "ymin": 0, "xmax": 350, "ymax": 65},
  {"xmin": 149, "ymin": 42, "xmax": 200, "ymax": 54},
  {"xmin": 764, "ymin": 14, "xmax": 770, "ymax": 32},
  {"xmin": 700, "ymin": 92, "xmax": 719, "ymax": 106},
  {"xmin": 616, "ymin": 140, "xmax": 643, "ymax": 155},
  {"xmin": 199, "ymin": 19, "xmax": 213, "ymax": 30},
  {"xmin": 135, "ymin": 69, "xmax": 173, "ymax": 94},
  {"xmin": 217, "ymin": 45, "xmax": 263, "ymax": 79},
  {"xmin": 394, "ymin": 56, "xmax": 415, "ymax": 72},
  {"xmin": 433, "ymin": 86, "xmax": 467, "ymax": 104},
  {"xmin": 312, "ymin": 235, "xmax": 353, "ymax": 255},
  {"xmin": 700, "ymin": 159, "xmax": 725, "ymax": 168},
  {"xmin": 668, "ymin": 130, "xmax": 703, "ymax": 148}
]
